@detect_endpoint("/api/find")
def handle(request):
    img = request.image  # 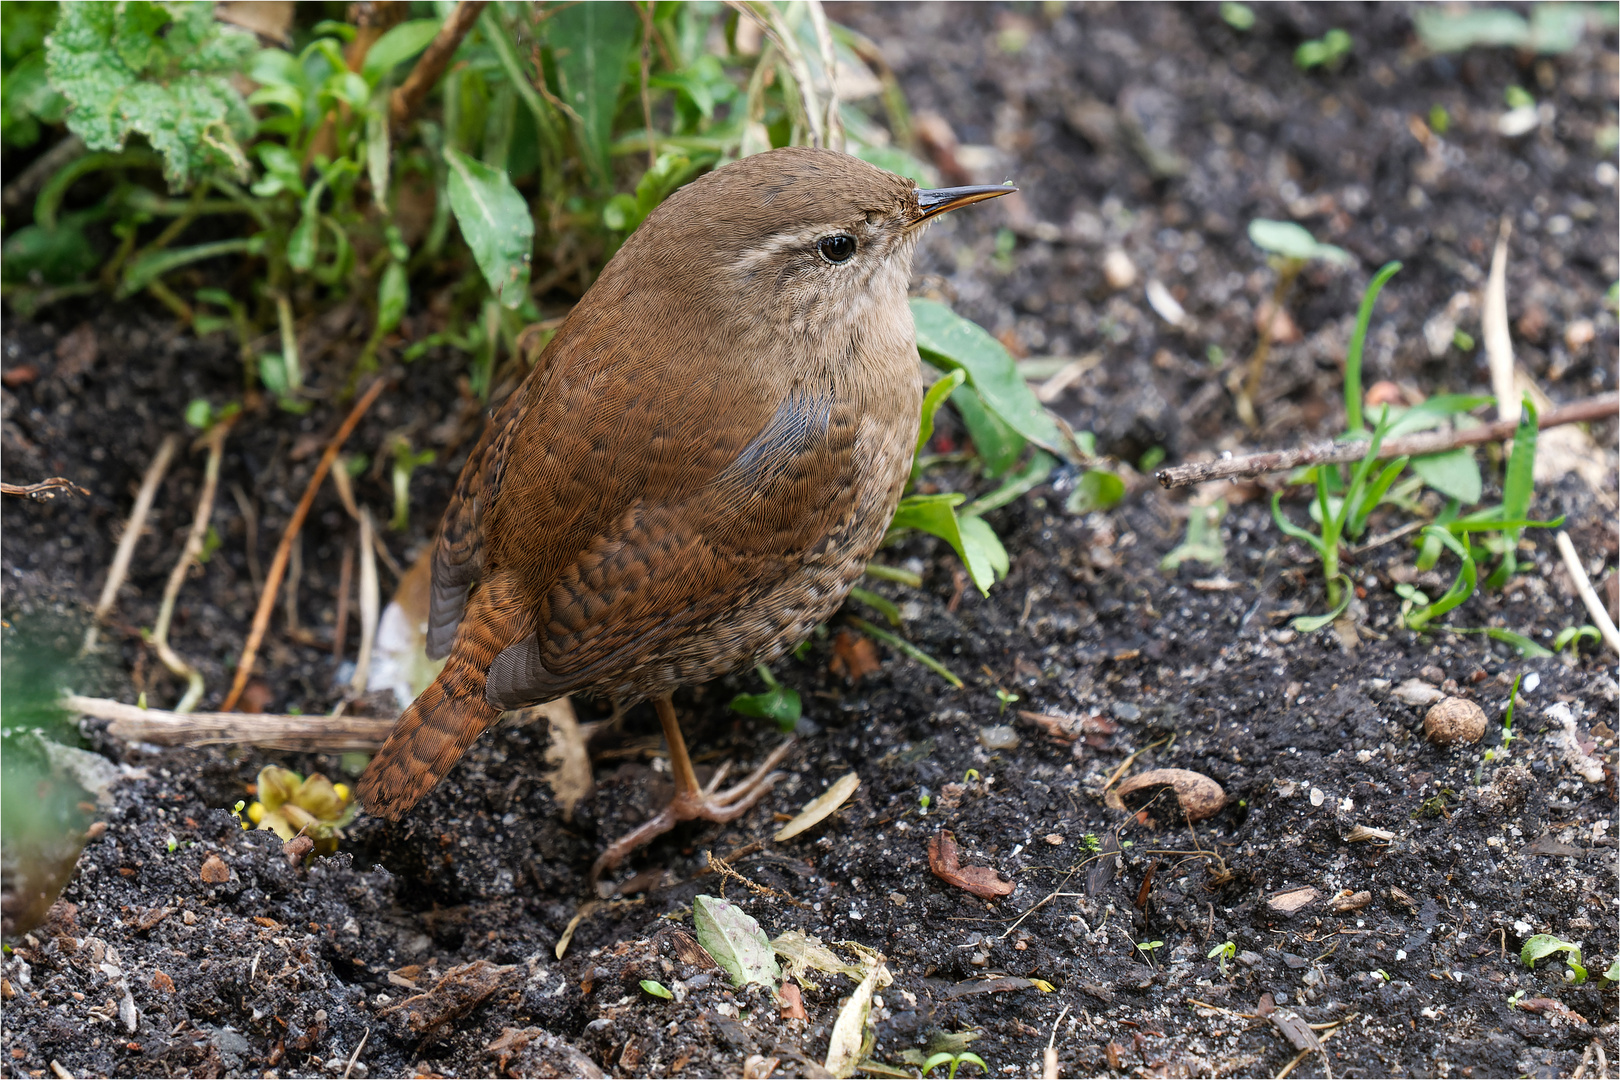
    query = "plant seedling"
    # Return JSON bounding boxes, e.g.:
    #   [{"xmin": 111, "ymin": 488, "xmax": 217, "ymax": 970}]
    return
[
  {"xmin": 1161, "ymin": 498, "xmax": 1227, "ymax": 571},
  {"xmin": 1136, "ymin": 939, "xmax": 1166, "ymax": 966},
  {"xmin": 1208, "ymin": 940, "xmax": 1237, "ymax": 977},
  {"xmin": 922, "ymin": 1052, "xmax": 988, "ymax": 1079},
  {"xmin": 389, "ymin": 438, "xmax": 436, "ymax": 532},
  {"xmin": 1521, "ymin": 934, "xmax": 1587, "ymax": 984},
  {"xmin": 994, "ymin": 689, "xmax": 1018, "ymax": 715},
  {"xmin": 639, "ymin": 979, "xmax": 673, "ymax": 1000},
  {"xmin": 729, "ymin": 664, "xmax": 802, "ymax": 733},
  {"xmin": 1220, "ymin": 2, "xmax": 1256, "ymax": 31},
  {"xmin": 1295, "ymin": 28, "xmax": 1352, "ymax": 70},
  {"xmin": 1553, "ymin": 624, "xmax": 1600, "ymax": 655}
]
